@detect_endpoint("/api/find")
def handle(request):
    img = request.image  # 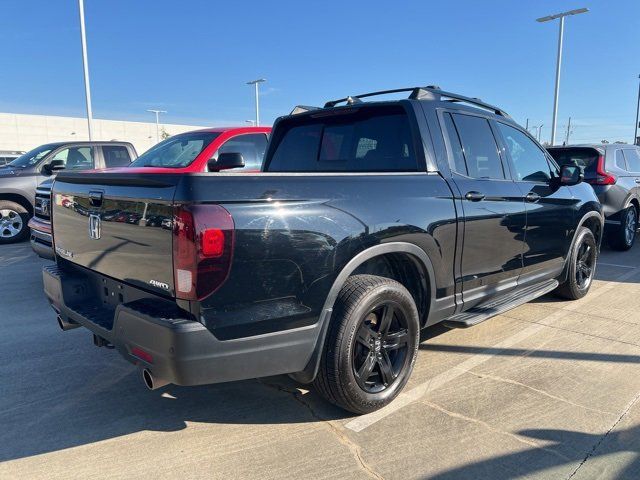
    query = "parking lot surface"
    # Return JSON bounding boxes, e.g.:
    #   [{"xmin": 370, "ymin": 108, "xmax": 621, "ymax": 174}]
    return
[{"xmin": 1, "ymin": 242, "xmax": 640, "ymax": 479}]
